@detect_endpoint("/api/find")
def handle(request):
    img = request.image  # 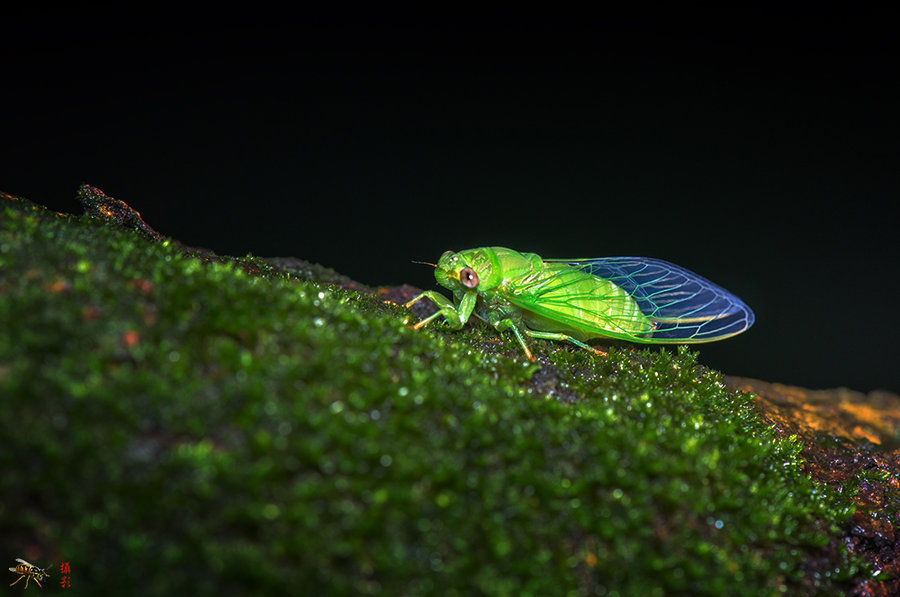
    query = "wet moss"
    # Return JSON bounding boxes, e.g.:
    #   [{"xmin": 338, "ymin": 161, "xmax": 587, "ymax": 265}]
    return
[{"xmin": 1, "ymin": 192, "xmax": 860, "ymax": 595}]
